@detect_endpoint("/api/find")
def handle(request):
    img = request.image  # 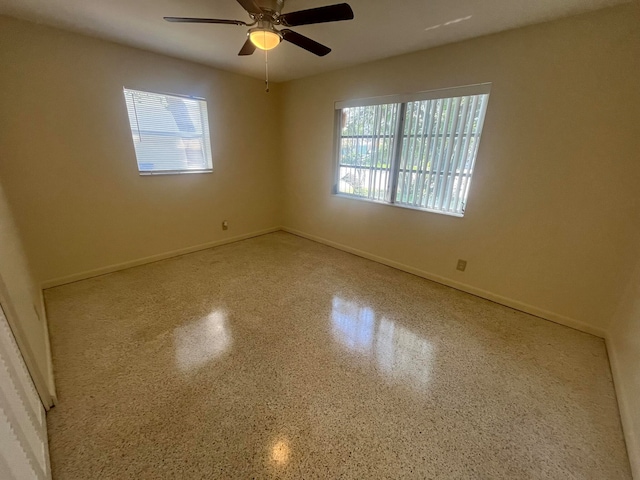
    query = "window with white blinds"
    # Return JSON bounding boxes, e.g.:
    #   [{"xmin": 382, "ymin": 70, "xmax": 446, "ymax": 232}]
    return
[
  {"xmin": 335, "ymin": 84, "xmax": 490, "ymax": 216},
  {"xmin": 123, "ymin": 88, "xmax": 213, "ymax": 175}
]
